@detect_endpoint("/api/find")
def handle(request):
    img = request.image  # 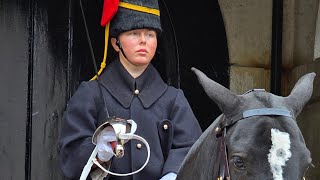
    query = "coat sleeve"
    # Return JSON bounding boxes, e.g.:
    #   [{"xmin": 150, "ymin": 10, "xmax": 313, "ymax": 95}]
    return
[
  {"xmin": 162, "ymin": 89, "xmax": 203, "ymax": 176},
  {"xmin": 58, "ymin": 81, "xmax": 99, "ymax": 179}
]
